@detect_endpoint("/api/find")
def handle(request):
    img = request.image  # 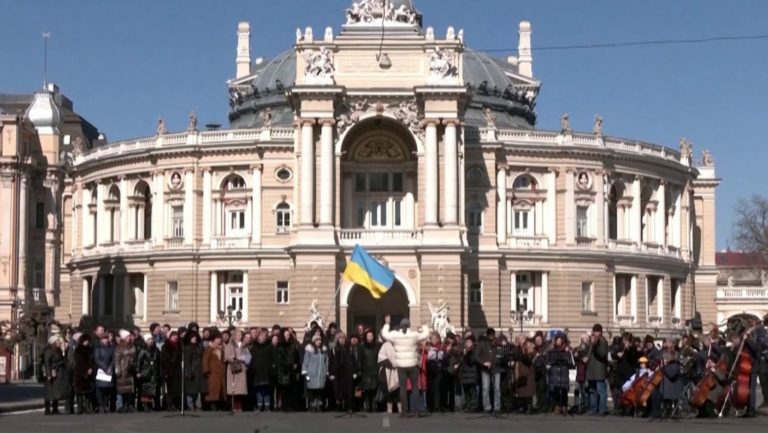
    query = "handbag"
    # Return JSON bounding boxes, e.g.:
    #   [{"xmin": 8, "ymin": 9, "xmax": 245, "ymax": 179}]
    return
[{"xmin": 230, "ymin": 361, "xmax": 243, "ymax": 374}]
